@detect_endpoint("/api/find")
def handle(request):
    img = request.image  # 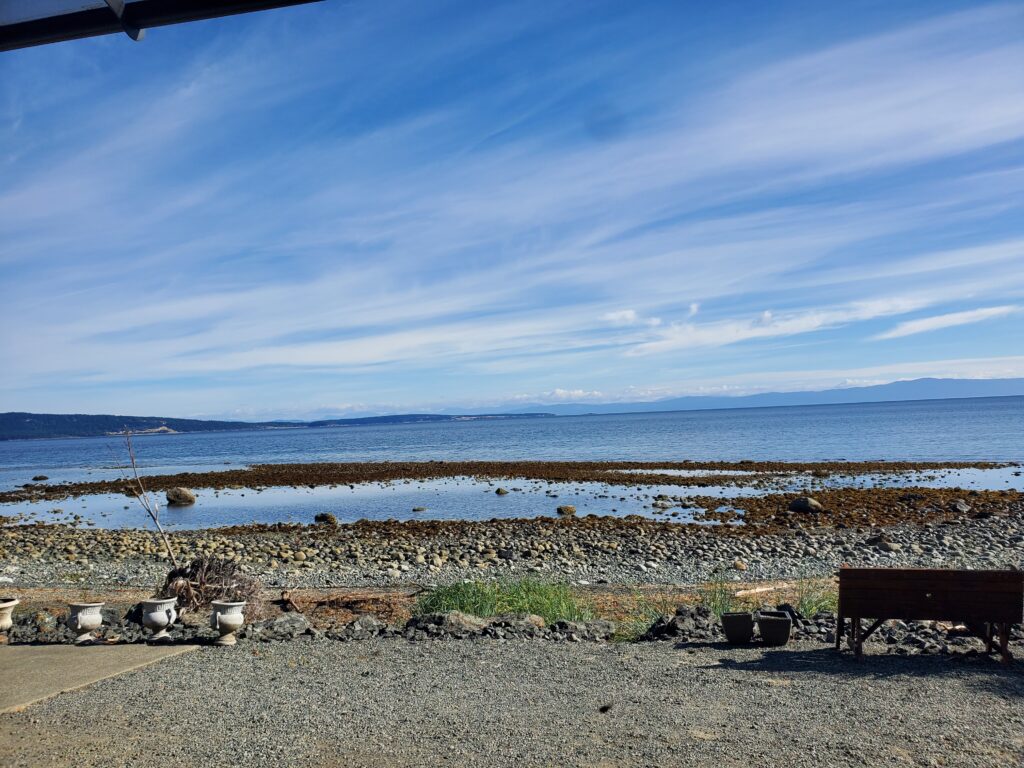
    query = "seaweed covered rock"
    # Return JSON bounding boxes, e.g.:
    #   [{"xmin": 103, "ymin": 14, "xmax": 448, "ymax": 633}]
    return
[{"xmin": 788, "ymin": 496, "xmax": 824, "ymax": 513}]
